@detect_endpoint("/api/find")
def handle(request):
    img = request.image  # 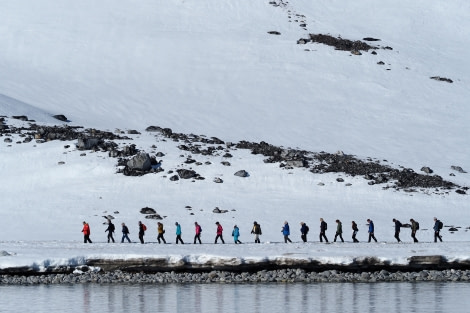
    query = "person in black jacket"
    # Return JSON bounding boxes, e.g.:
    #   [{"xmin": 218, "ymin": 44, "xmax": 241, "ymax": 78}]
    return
[
  {"xmin": 319, "ymin": 218, "xmax": 328, "ymax": 243},
  {"xmin": 121, "ymin": 223, "xmax": 131, "ymax": 243},
  {"xmin": 105, "ymin": 219, "xmax": 115, "ymax": 243},
  {"xmin": 351, "ymin": 221, "xmax": 359, "ymax": 242},
  {"xmin": 251, "ymin": 221, "xmax": 262, "ymax": 243},
  {"xmin": 410, "ymin": 218, "xmax": 419, "ymax": 243},
  {"xmin": 433, "ymin": 217, "xmax": 443, "ymax": 242},
  {"xmin": 138, "ymin": 221, "xmax": 145, "ymax": 244},
  {"xmin": 392, "ymin": 218, "xmax": 402, "ymax": 243},
  {"xmin": 300, "ymin": 222, "xmax": 309, "ymax": 243}
]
